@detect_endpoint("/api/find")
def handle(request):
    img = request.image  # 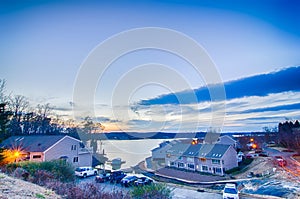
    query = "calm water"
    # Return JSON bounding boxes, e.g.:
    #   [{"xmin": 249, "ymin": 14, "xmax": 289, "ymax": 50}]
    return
[{"xmin": 94, "ymin": 139, "xmax": 169, "ymax": 170}]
